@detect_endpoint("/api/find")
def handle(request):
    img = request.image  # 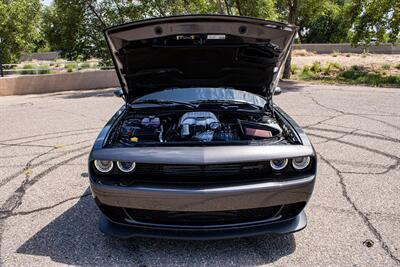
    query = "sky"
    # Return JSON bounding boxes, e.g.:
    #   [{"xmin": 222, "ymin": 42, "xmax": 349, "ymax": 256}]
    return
[{"xmin": 42, "ymin": 0, "xmax": 52, "ymax": 6}]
